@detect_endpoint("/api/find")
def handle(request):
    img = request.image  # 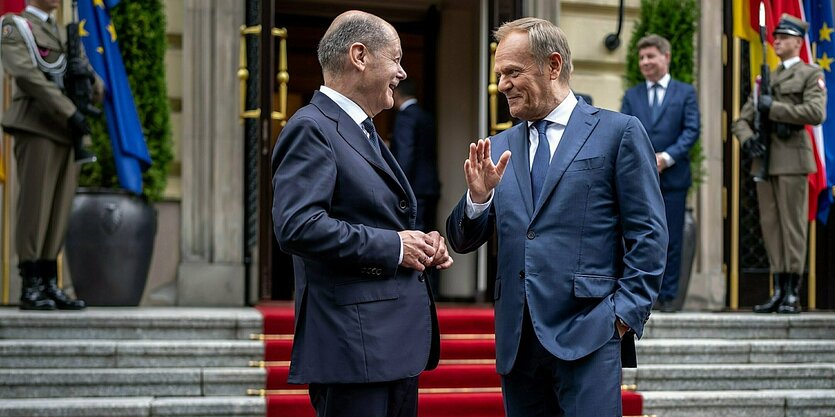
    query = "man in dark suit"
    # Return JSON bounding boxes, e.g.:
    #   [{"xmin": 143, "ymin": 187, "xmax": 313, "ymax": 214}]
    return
[
  {"xmin": 447, "ymin": 18, "xmax": 667, "ymax": 417},
  {"xmin": 621, "ymin": 34, "xmax": 700, "ymax": 312},
  {"xmin": 391, "ymin": 79, "xmax": 440, "ymax": 233},
  {"xmin": 272, "ymin": 10, "xmax": 453, "ymax": 417},
  {"xmin": 1, "ymin": 0, "xmax": 100, "ymax": 310},
  {"xmin": 392, "ymin": 80, "xmax": 441, "ymax": 295}
]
